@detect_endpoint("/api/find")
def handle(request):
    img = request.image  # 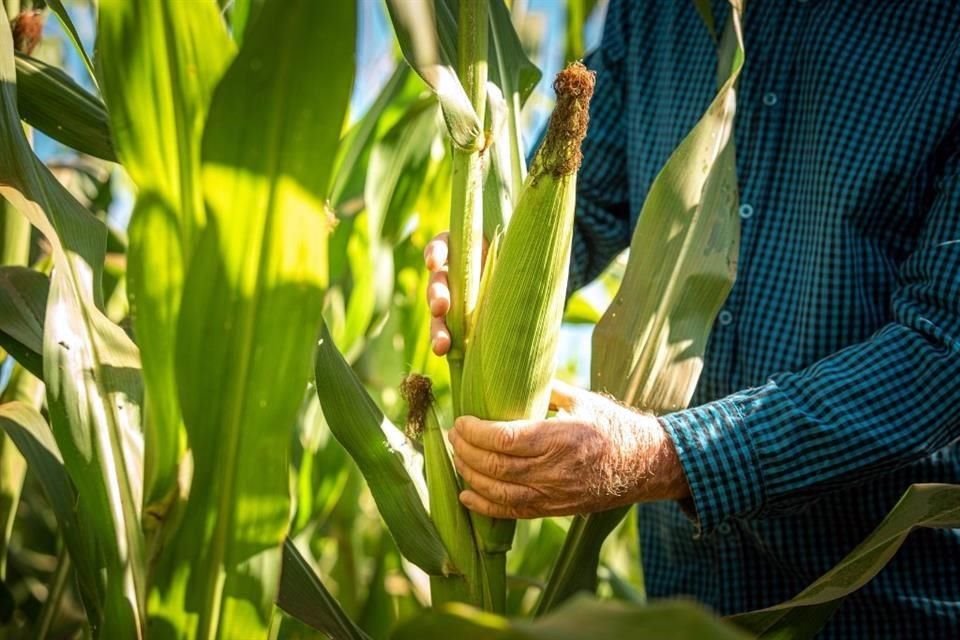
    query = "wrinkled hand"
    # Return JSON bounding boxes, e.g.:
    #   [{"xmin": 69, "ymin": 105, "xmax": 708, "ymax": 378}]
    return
[{"xmin": 449, "ymin": 381, "xmax": 690, "ymax": 519}]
